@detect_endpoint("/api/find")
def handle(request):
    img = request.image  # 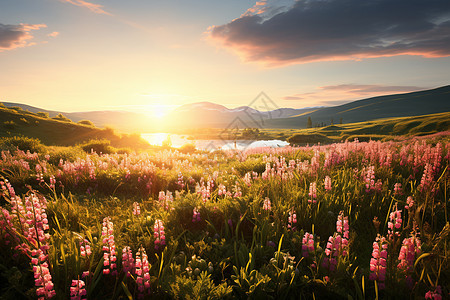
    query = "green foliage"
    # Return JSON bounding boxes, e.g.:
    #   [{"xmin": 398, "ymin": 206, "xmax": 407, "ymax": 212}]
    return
[
  {"xmin": 77, "ymin": 119, "xmax": 95, "ymax": 127},
  {"xmin": 79, "ymin": 139, "xmax": 115, "ymax": 154},
  {"xmin": 3, "ymin": 120, "xmax": 16, "ymax": 130},
  {"xmin": 179, "ymin": 143, "xmax": 197, "ymax": 154},
  {"xmin": 0, "ymin": 136, "xmax": 44, "ymax": 153},
  {"xmin": 52, "ymin": 113, "xmax": 72, "ymax": 122},
  {"xmin": 36, "ymin": 111, "xmax": 49, "ymax": 118}
]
